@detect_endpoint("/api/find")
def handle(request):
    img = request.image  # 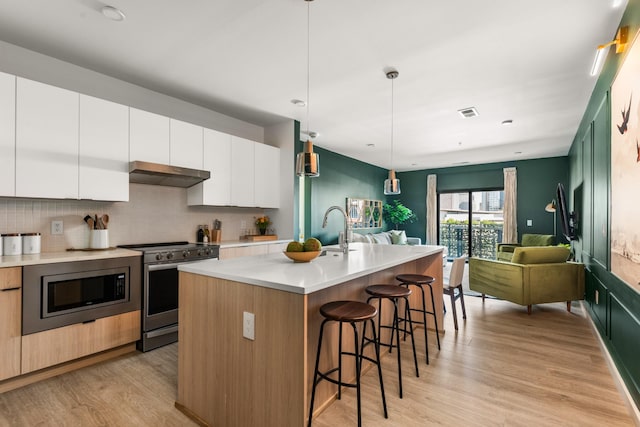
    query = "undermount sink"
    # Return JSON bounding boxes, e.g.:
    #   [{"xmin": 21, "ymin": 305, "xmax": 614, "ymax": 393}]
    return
[{"xmin": 322, "ymin": 247, "xmax": 357, "ymax": 253}]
